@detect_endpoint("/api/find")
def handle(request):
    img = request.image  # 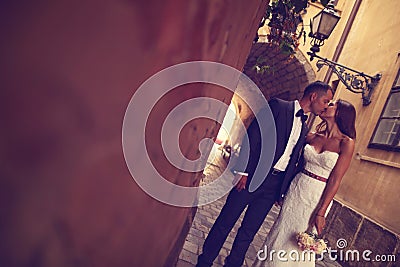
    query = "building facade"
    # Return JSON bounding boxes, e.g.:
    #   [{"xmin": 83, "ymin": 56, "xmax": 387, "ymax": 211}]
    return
[
  {"xmin": 240, "ymin": 1, "xmax": 399, "ymax": 265},
  {"xmin": 298, "ymin": 1, "xmax": 400, "ymax": 266}
]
